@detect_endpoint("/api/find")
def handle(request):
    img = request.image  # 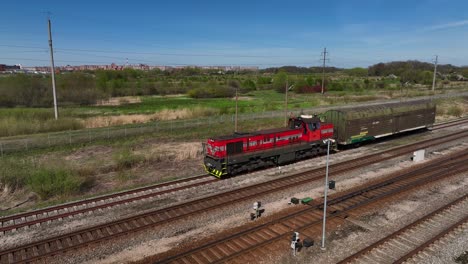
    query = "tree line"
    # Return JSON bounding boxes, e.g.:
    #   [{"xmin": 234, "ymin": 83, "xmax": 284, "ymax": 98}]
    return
[{"xmin": 0, "ymin": 61, "xmax": 467, "ymax": 107}]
